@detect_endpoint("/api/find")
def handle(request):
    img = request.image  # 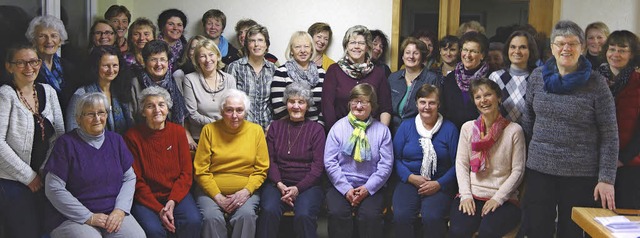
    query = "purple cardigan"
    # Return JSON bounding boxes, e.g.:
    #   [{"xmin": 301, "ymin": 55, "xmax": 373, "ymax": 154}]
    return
[
  {"xmin": 324, "ymin": 117, "xmax": 393, "ymax": 195},
  {"xmin": 321, "ymin": 64, "xmax": 393, "ymax": 130},
  {"xmin": 266, "ymin": 118, "xmax": 326, "ymax": 193}
]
